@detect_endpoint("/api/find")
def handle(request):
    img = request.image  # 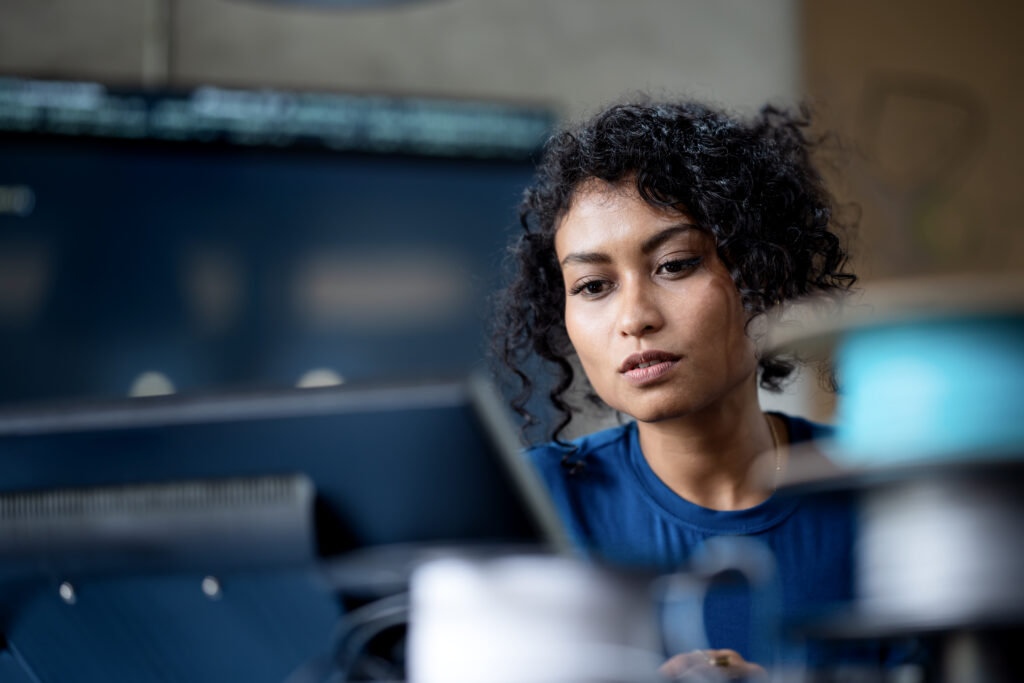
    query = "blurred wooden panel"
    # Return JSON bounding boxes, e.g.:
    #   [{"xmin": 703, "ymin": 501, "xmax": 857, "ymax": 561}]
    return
[{"xmin": 801, "ymin": 0, "xmax": 1024, "ymax": 279}]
